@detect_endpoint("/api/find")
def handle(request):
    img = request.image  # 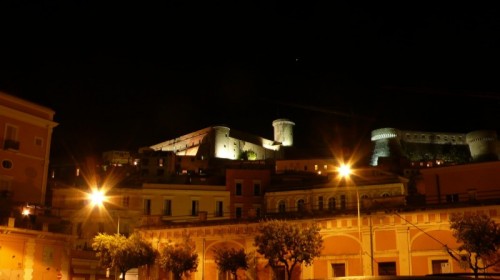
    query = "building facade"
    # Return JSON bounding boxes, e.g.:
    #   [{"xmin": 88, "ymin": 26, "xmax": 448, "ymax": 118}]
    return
[
  {"xmin": 0, "ymin": 218, "xmax": 72, "ymax": 280},
  {"xmin": 137, "ymin": 204, "xmax": 500, "ymax": 279},
  {"xmin": 0, "ymin": 91, "xmax": 58, "ymax": 206}
]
